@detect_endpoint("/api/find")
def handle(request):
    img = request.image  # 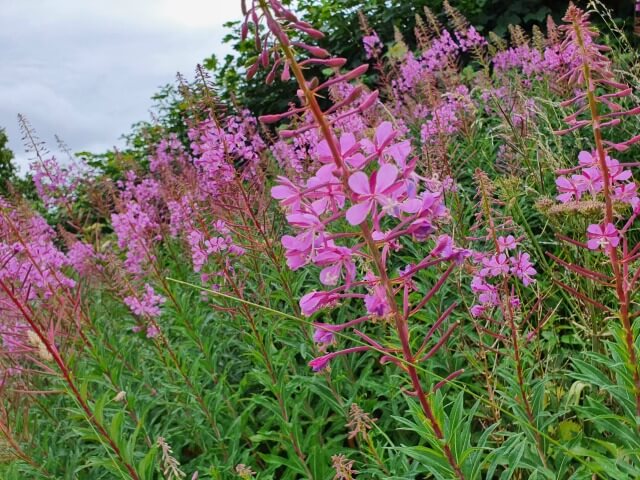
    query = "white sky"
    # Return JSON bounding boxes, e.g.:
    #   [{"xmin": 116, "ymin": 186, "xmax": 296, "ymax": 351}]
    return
[{"xmin": 0, "ymin": 0, "xmax": 243, "ymax": 173}]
